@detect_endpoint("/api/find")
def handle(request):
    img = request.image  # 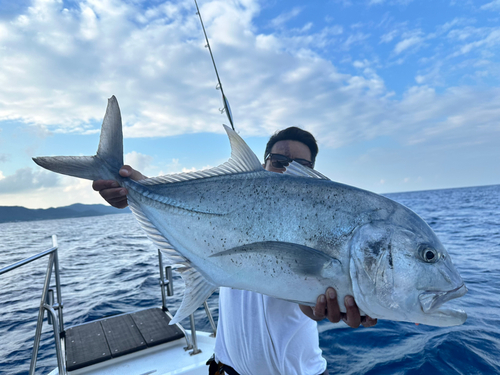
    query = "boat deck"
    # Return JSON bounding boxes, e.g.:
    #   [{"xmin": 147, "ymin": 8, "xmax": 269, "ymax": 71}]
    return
[
  {"xmin": 48, "ymin": 307, "xmax": 215, "ymax": 375},
  {"xmin": 1, "ymin": 239, "xmax": 216, "ymax": 375}
]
